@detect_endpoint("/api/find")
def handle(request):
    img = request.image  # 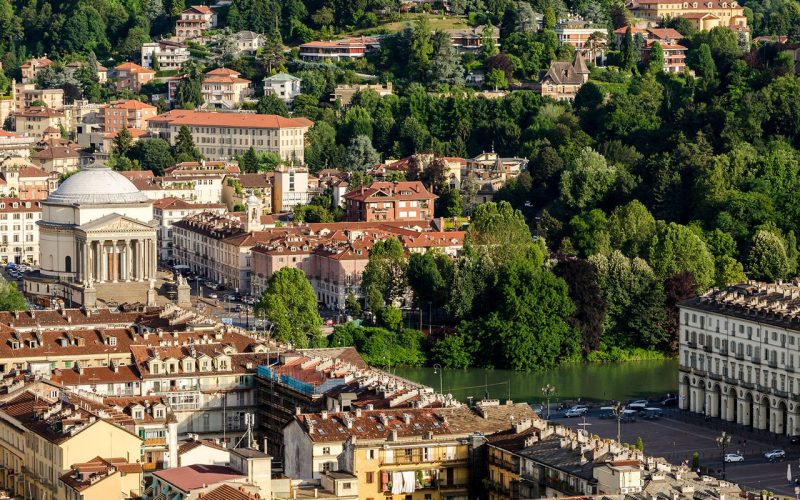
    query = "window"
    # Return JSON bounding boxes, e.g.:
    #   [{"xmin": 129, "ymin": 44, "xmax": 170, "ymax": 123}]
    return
[
  {"xmin": 366, "ymin": 472, "xmax": 374, "ymax": 484},
  {"xmin": 322, "ymin": 447, "xmax": 331, "ymax": 455}
]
